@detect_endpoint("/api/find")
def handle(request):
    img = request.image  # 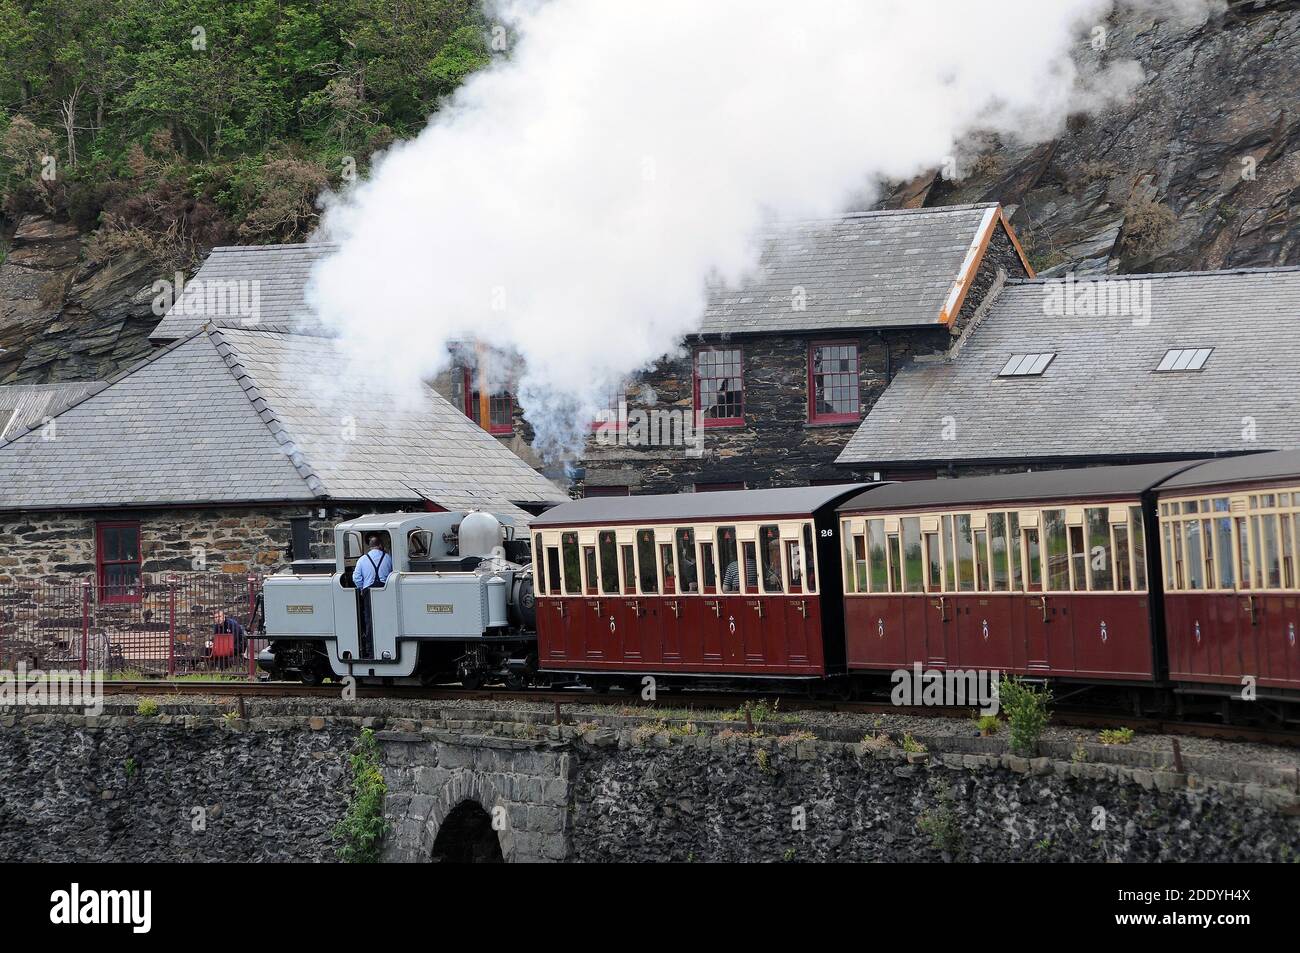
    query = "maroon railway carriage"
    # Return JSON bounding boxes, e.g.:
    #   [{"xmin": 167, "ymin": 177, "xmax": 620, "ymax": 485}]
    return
[
  {"xmin": 530, "ymin": 484, "xmax": 869, "ymax": 682},
  {"xmin": 834, "ymin": 462, "xmax": 1198, "ymax": 684},
  {"xmin": 1156, "ymin": 450, "xmax": 1300, "ymax": 698}
]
